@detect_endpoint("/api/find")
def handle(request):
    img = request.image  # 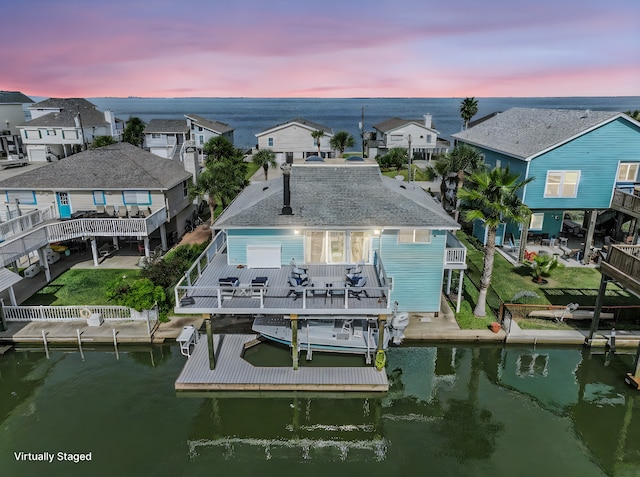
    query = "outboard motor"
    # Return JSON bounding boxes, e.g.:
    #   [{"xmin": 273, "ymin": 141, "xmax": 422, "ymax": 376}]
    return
[{"xmin": 388, "ymin": 302, "xmax": 409, "ymax": 345}]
